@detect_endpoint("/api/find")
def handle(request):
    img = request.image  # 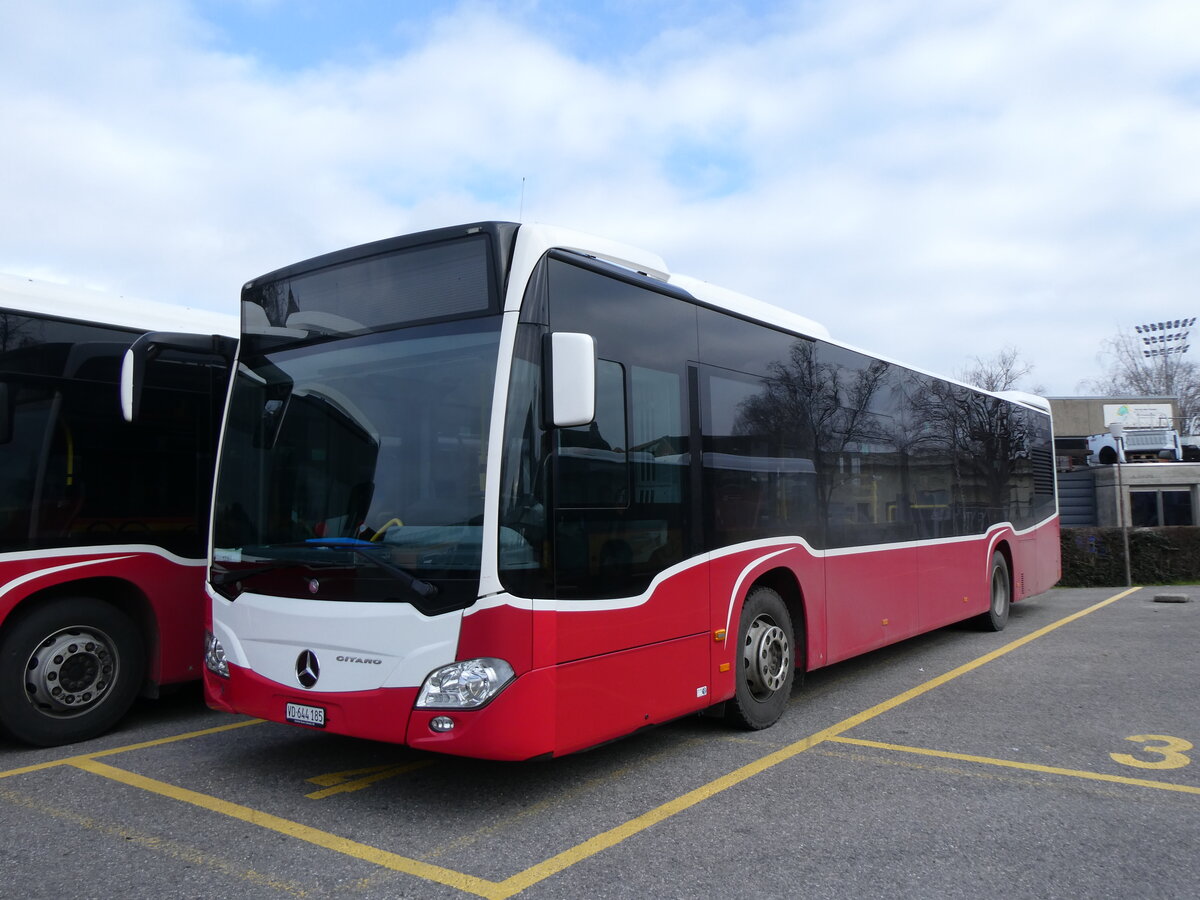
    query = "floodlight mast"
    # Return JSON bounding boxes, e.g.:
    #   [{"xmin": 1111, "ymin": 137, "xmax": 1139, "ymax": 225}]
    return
[
  {"xmin": 1128, "ymin": 314, "xmax": 1197, "ymax": 437},
  {"xmin": 1136, "ymin": 316, "xmax": 1195, "ymax": 359}
]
